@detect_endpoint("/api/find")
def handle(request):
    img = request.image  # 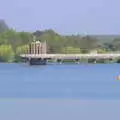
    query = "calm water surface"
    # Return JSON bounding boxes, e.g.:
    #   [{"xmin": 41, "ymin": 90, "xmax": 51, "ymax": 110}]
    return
[
  {"xmin": 0, "ymin": 63, "xmax": 120, "ymax": 99},
  {"xmin": 1, "ymin": 63, "xmax": 120, "ymax": 120}
]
